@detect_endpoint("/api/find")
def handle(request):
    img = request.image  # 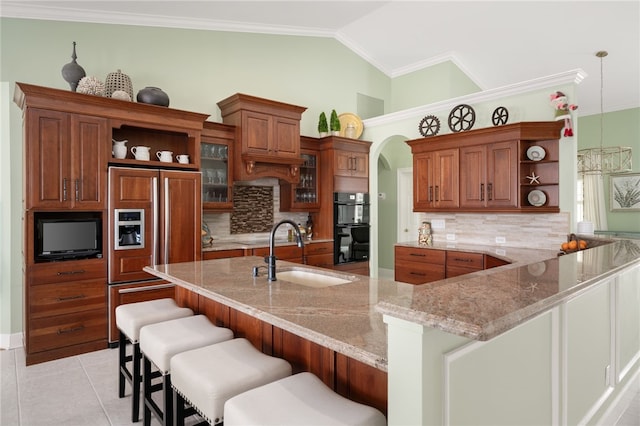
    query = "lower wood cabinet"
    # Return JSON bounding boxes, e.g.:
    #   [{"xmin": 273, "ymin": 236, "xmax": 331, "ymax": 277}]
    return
[
  {"xmin": 26, "ymin": 258, "xmax": 108, "ymax": 365},
  {"xmin": 180, "ymin": 293, "xmax": 387, "ymax": 415},
  {"xmin": 202, "ymin": 248, "xmax": 246, "ymax": 260},
  {"xmin": 333, "ymin": 261, "xmax": 370, "ymax": 276},
  {"xmin": 394, "ymin": 245, "xmax": 511, "ymax": 284},
  {"xmin": 395, "ymin": 246, "xmax": 446, "ymax": 284},
  {"xmin": 445, "ymin": 250, "xmax": 484, "ymax": 278}
]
